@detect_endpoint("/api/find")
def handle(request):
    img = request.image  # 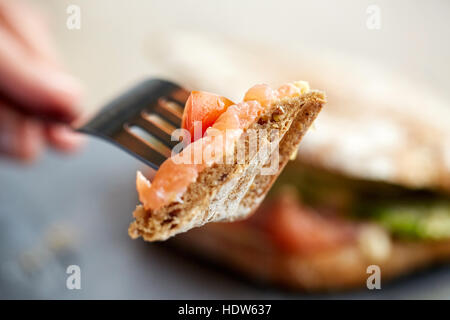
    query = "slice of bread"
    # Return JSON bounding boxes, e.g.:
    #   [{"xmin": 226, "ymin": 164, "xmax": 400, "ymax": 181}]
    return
[
  {"xmin": 171, "ymin": 221, "xmax": 450, "ymax": 291},
  {"xmin": 129, "ymin": 90, "xmax": 326, "ymax": 241}
]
